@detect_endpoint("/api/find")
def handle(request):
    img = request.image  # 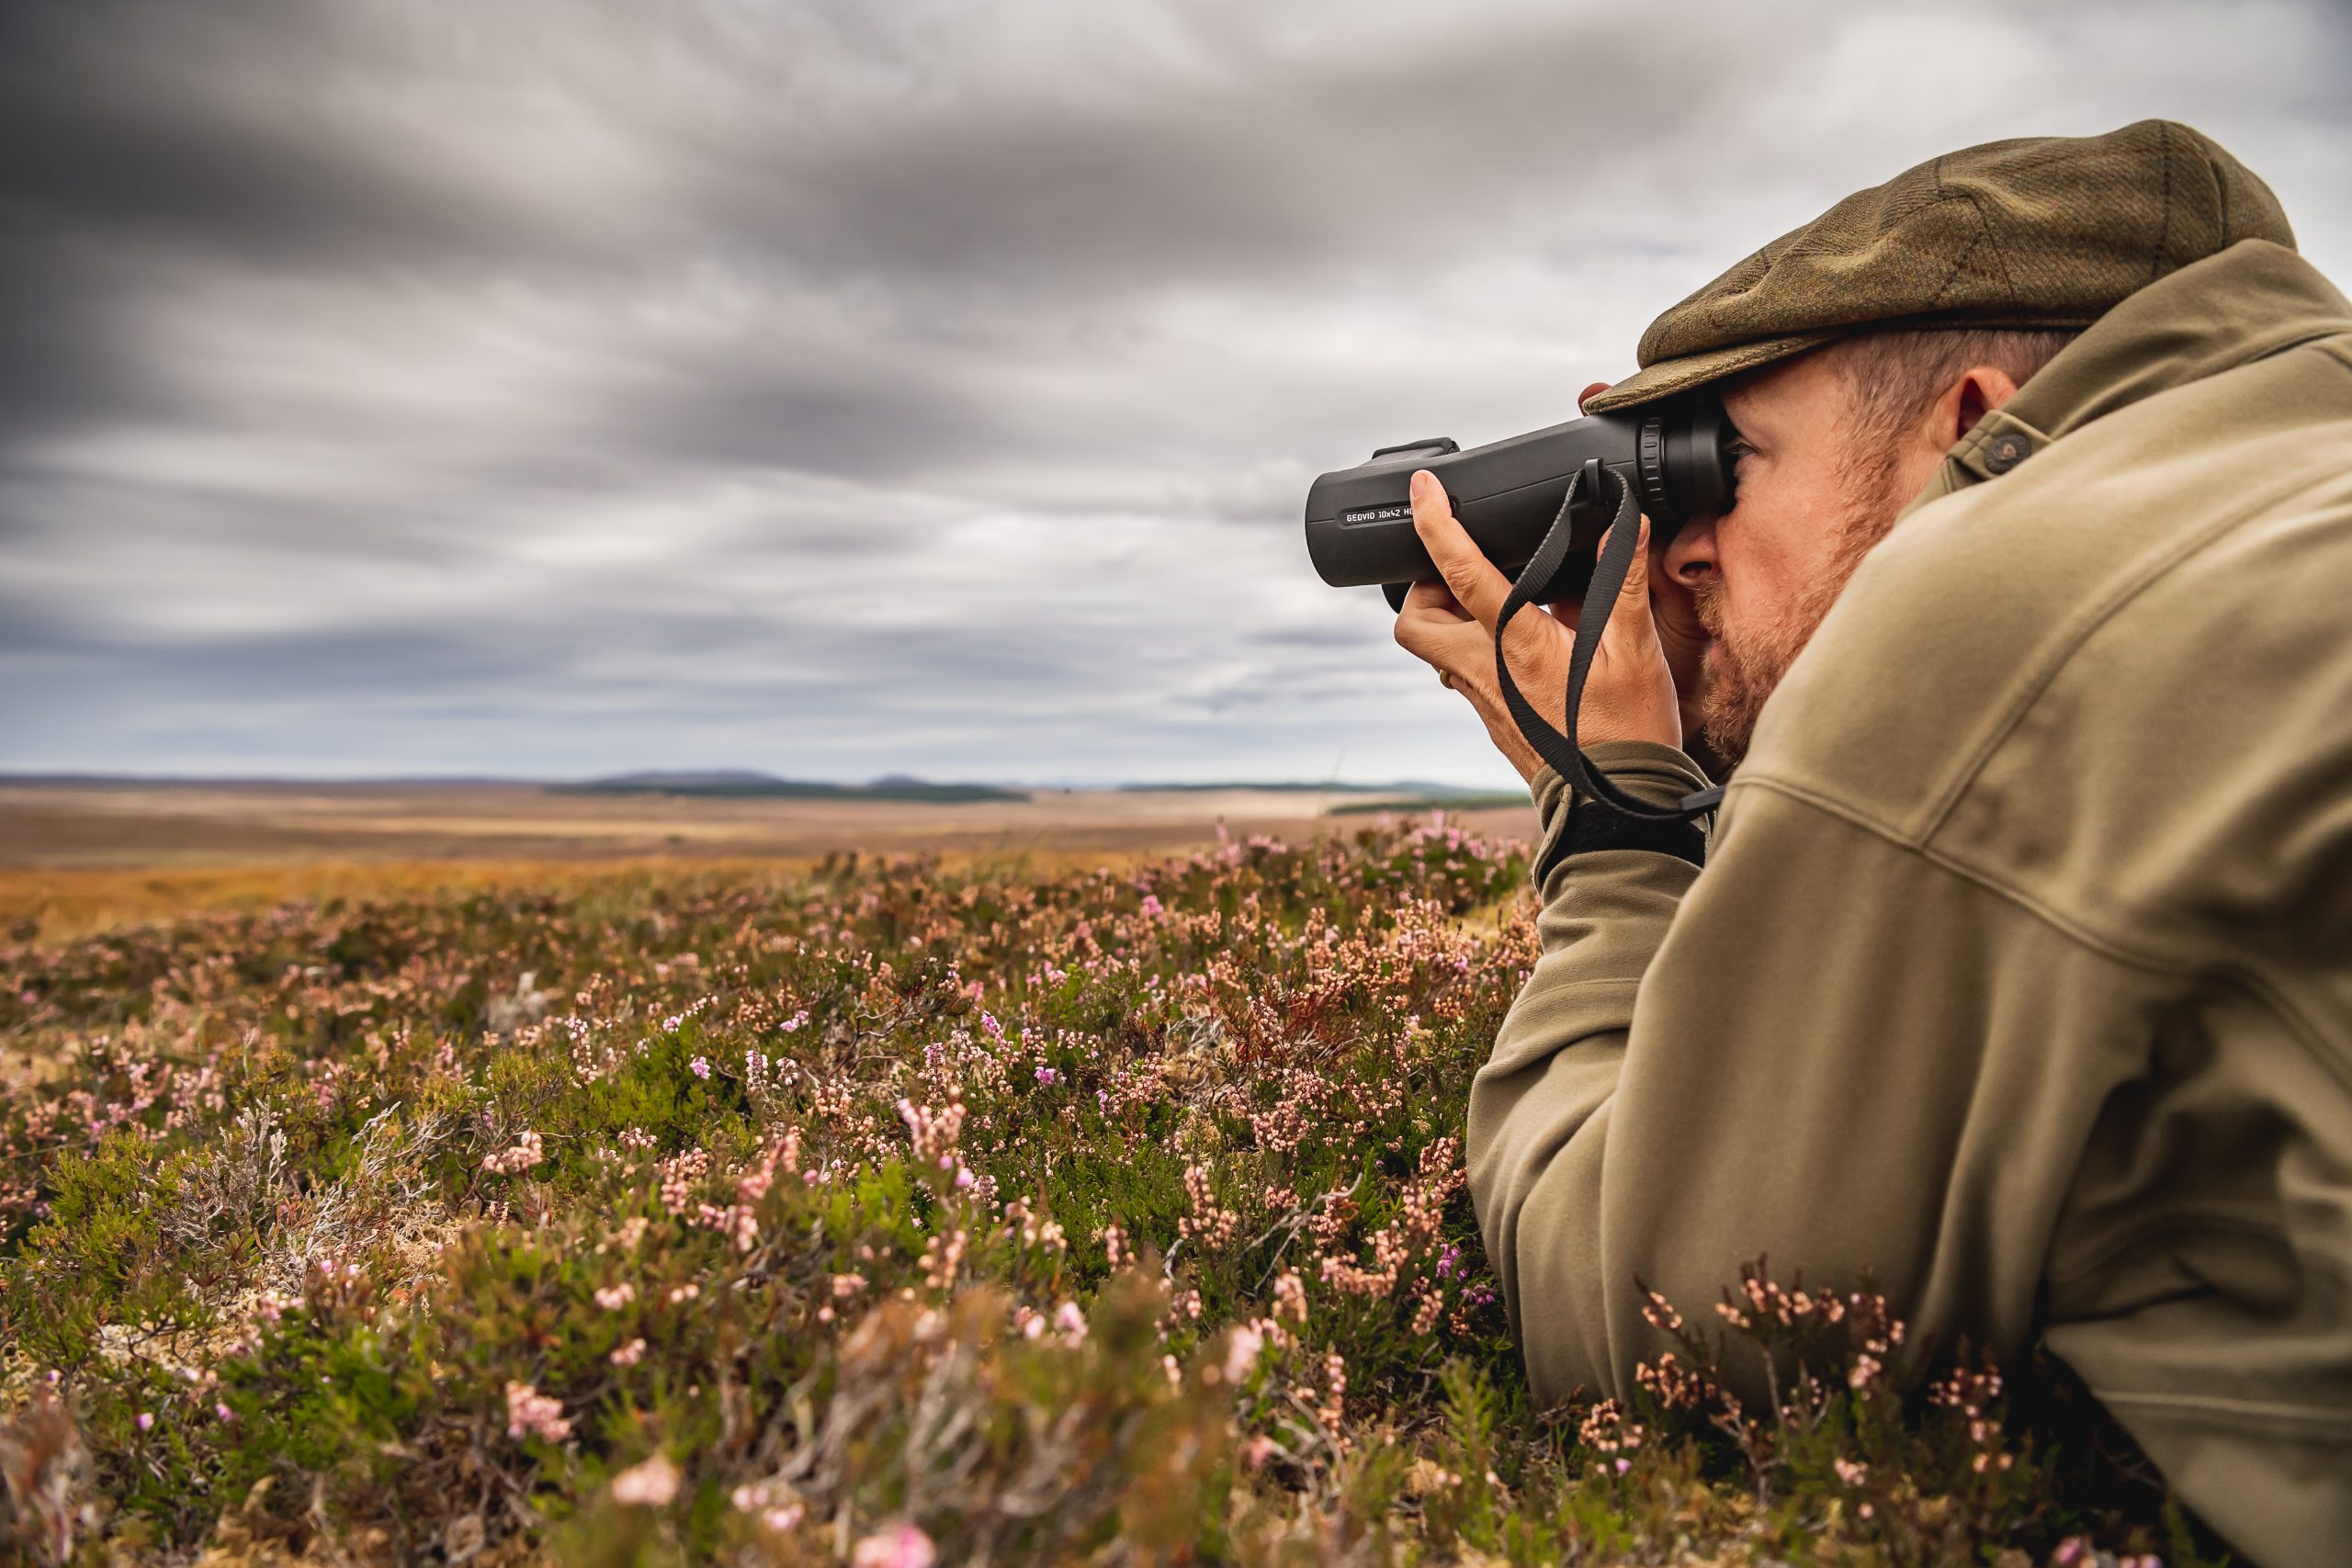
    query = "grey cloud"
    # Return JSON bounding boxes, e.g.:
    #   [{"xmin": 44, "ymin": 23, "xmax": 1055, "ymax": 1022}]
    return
[
  {"xmin": 1247, "ymin": 625, "xmax": 1387, "ymax": 650},
  {"xmin": 0, "ymin": 0, "xmax": 652, "ymax": 270},
  {"xmin": 693, "ymin": 15, "xmax": 1698, "ymax": 295},
  {"xmin": 617, "ymin": 346, "xmax": 1023, "ymax": 479},
  {"xmin": 3, "ymin": 0, "xmax": 2347, "ymax": 784}
]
